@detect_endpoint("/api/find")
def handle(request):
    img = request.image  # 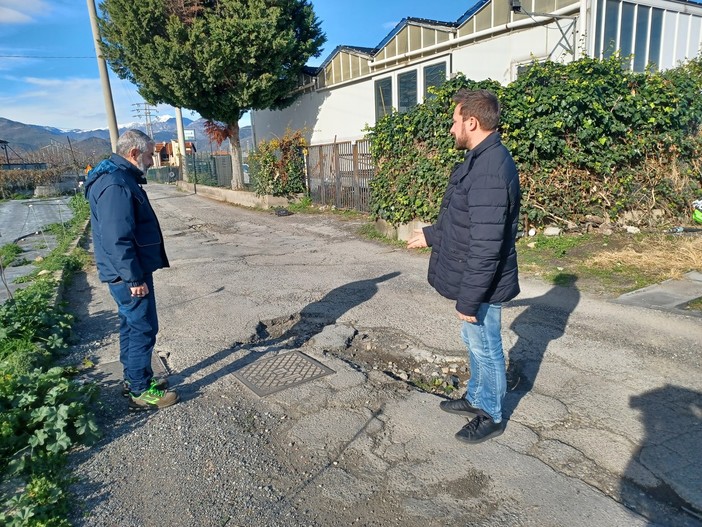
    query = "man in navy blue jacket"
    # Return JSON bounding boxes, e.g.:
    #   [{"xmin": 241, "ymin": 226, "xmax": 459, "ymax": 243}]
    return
[
  {"xmin": 408, "ymin": 89, "xmax": 520, "ymax": 443},
  {"xmin": 85, "ymin": 129, "xmax": 179, "ymax": 411}
]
